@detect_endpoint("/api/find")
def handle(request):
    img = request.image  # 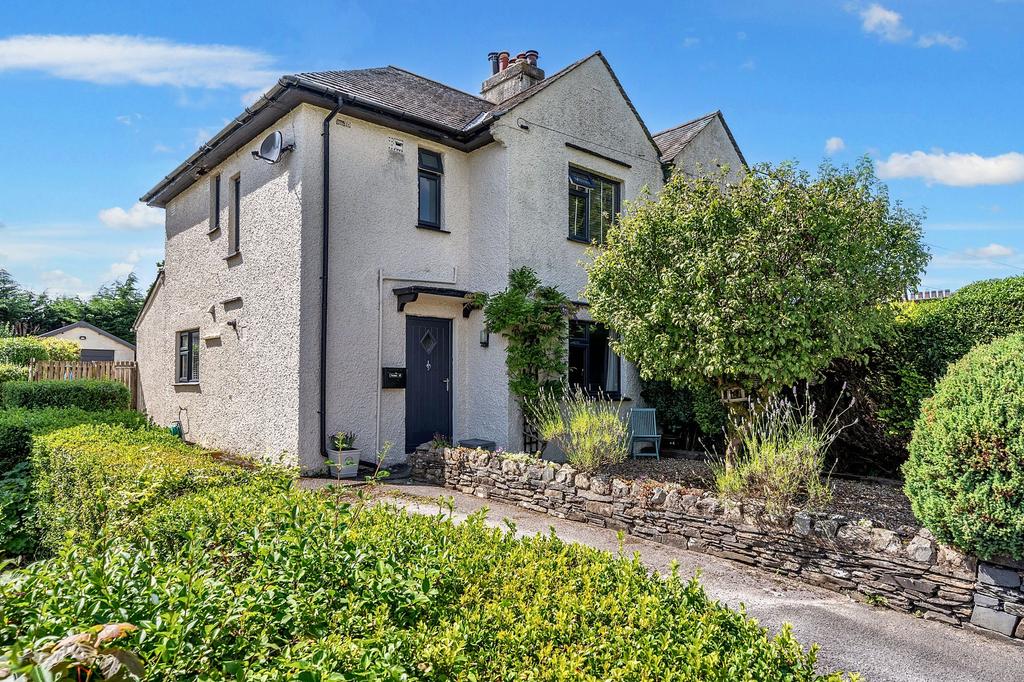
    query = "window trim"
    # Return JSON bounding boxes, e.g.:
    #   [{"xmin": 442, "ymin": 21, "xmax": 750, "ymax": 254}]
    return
[
  {"xmin": 417, "ymin": 148, "xmax": 443, "ymax": 230},
  {"xmin": 229, "ymin": 173, "xmax": 241, "ymax": 255},
  {"xmin": 568, "ymin": 320, "xmax": 622, "ymax": 398},
  {"xmin": 567, "ymin": 166, "xmax": 621, "ymax": 245},
  {"xmin": 176, "ymin": 329, "xmax": 200, "ymax": 384}
]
